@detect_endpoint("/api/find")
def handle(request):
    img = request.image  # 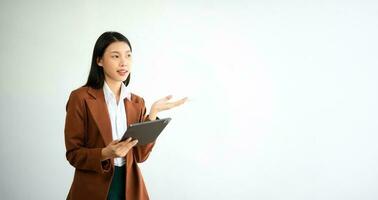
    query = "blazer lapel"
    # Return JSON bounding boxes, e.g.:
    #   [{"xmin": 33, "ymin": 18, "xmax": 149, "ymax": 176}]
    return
[
  {"xmin": 125, "ymin": 94, "xmax": 139, "ymax": 127},
  {"xmin": 85, "ymin": 87, "xmax": 140, "ymax": 145},
  {"xmin": 86, "ymin": 87, "xmax": 113, "ymax": 145},
  {"xmin": 124, "ymin": 94, "xmax": 140, "ymax": 166}
]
